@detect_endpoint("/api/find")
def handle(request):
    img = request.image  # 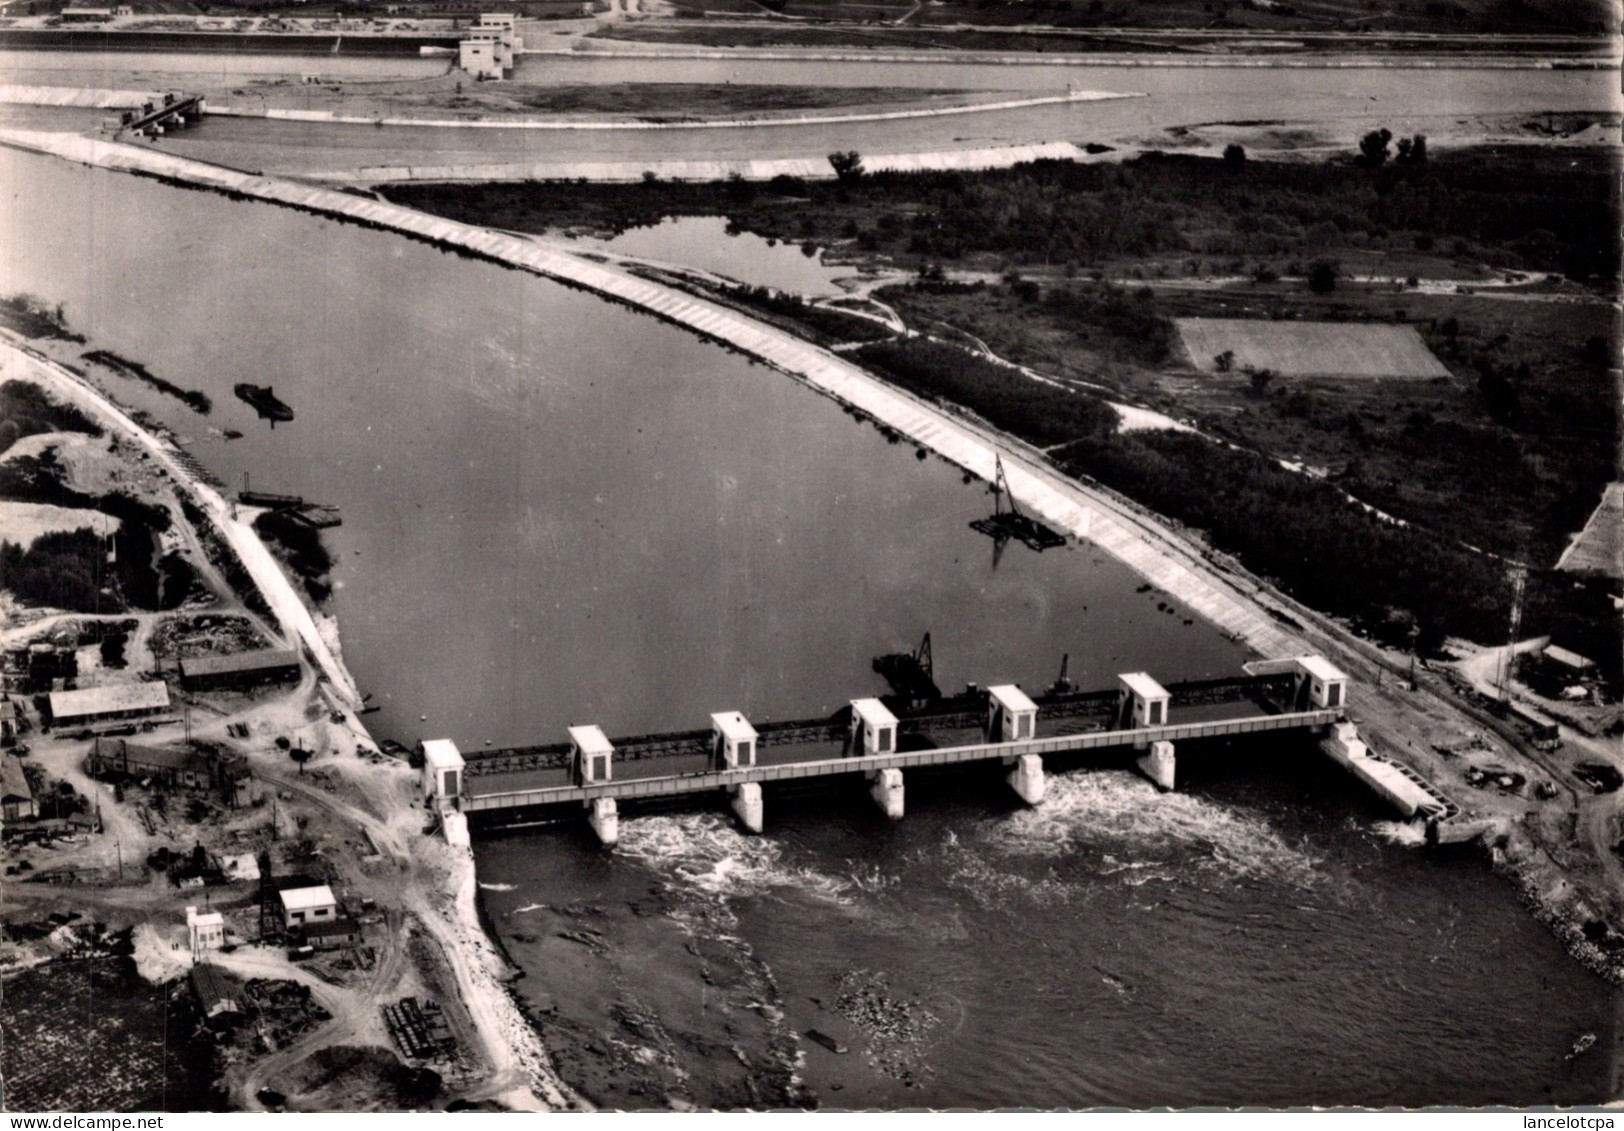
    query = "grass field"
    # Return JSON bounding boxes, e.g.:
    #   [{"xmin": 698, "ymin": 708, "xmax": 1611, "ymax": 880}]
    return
[{"xmin": 1175, "ymin": 318, "xmax": 1452, "ymax": 379}]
